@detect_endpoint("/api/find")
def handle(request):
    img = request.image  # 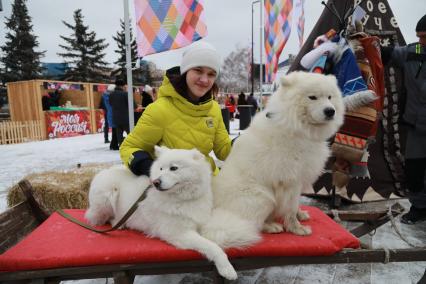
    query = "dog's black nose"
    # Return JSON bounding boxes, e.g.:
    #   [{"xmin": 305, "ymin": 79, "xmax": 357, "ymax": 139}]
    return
[
  {"xmin": 324, "ymin": 107, "xmax": 335, "ymax": 119},
  {"xmin": 152, "ymin": 179, "xmax": 161, "ymax": 189}
]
